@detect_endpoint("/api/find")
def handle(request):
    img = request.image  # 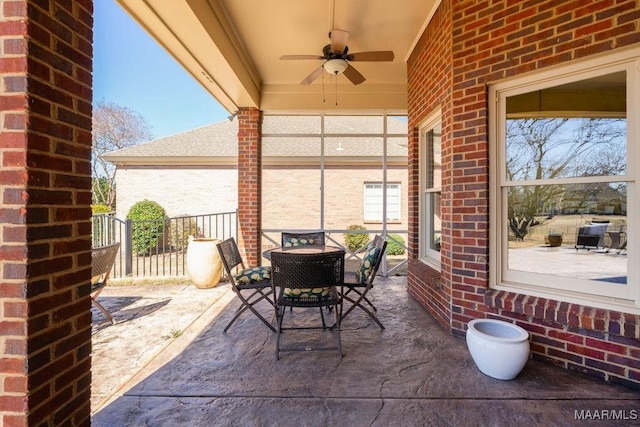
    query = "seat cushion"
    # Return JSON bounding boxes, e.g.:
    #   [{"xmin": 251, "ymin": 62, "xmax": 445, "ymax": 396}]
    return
[
  {"xmin": 283, "ymin": 287, "xmax": 331, "ymax": 299},
  {"xmin": 283, "ymin": 237, "xmax": 317, "ymax": 247},
  {"xmin": 235, "ymin": 266, "xmax": 271, "ymax": 284},
  {"xmin": 355, "ymin": 244, "xmax": 380, "ymax": 284}
]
